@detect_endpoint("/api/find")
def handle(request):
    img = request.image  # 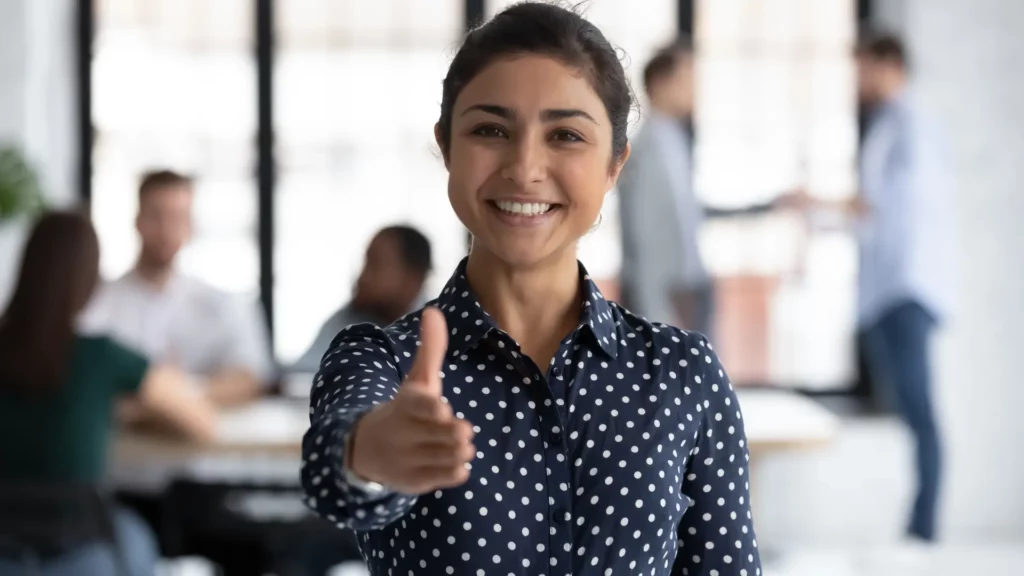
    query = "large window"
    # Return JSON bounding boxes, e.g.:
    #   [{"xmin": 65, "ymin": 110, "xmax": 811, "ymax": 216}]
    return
[
  {"xmin": 273, "ymin": 0, "xmax": 463, "ymax": 363},
  {"xmin": 91, "ymin": 0, "xmax": 259, "ymax": 295},
  {"xmin": 486, "ymin": 0, "xmax": 678, "ymax": 288},
  {"xmin": 87, "ymin": 0, "xmax": 859, "ymax": 391},
  {"xmin": 694, "ymin": 0, "xmax": 859, "ymax": 389}
]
